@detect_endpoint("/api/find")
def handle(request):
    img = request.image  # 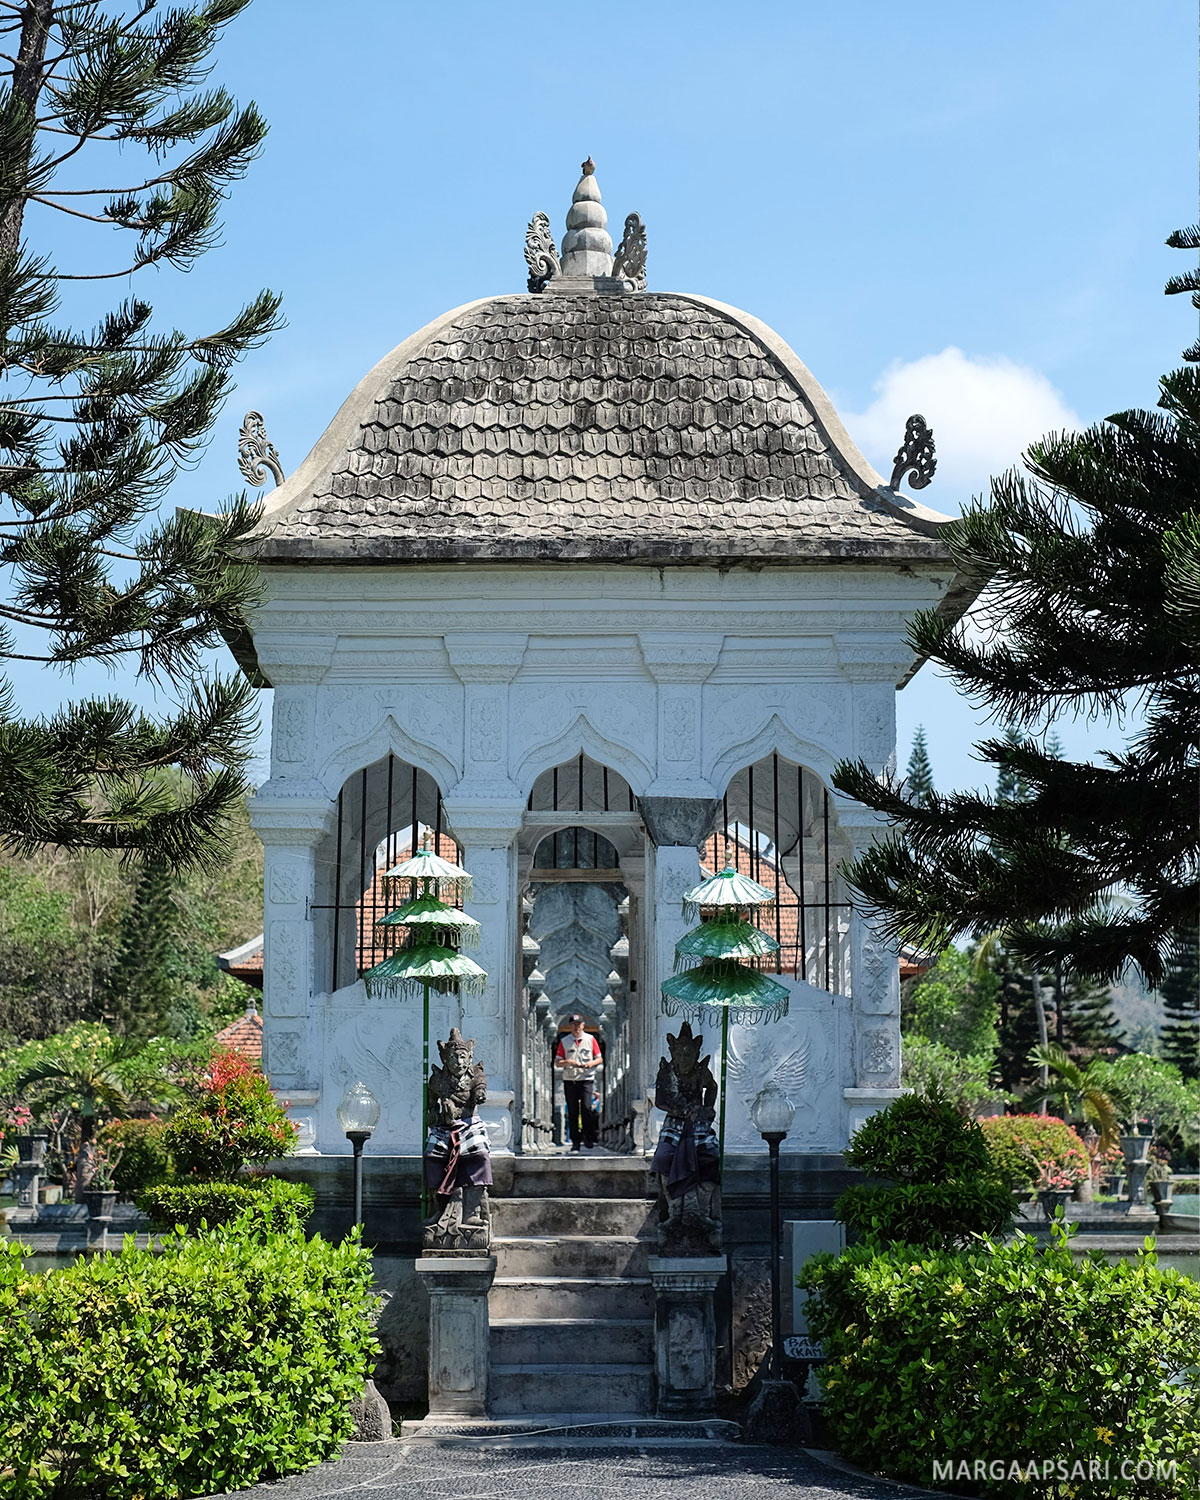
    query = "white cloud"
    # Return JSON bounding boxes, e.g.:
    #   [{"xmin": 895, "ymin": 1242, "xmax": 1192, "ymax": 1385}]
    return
[{"xmin": 841, "ymin": 347, "xmax": 1080, "ymax": 510}]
